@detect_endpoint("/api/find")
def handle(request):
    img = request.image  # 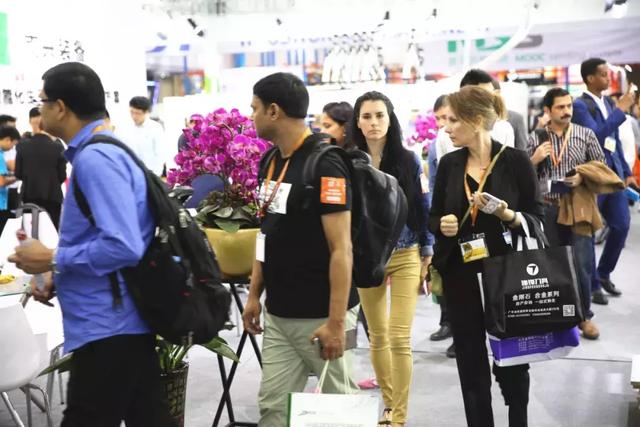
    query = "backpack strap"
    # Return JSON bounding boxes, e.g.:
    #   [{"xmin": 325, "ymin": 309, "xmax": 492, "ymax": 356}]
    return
[
  {"xmin": 71, "ymin": 134, "xmax": 156, "ymax": 309},
  {"xmin": 300, "ymin": 133, "xmax": 352, "ymax": 211}
]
